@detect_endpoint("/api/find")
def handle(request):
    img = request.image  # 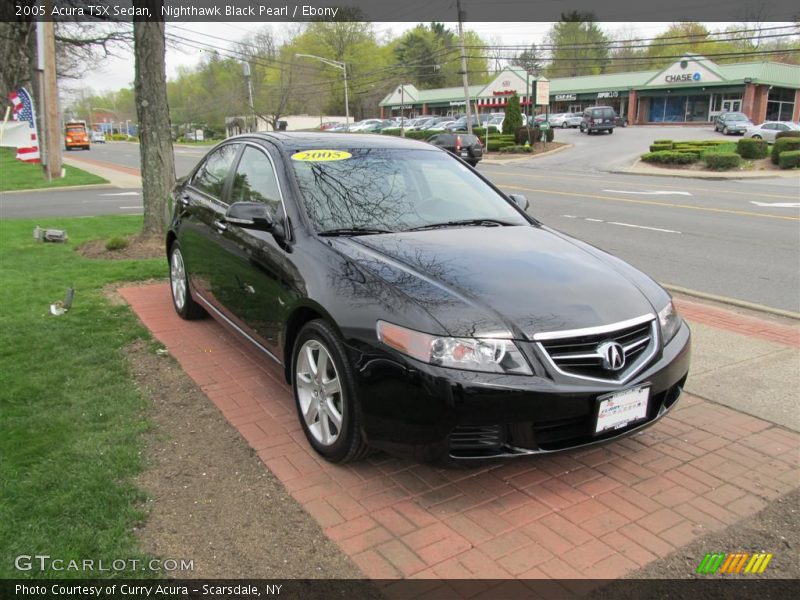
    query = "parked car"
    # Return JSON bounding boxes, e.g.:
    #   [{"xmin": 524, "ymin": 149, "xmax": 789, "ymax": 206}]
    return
[
  {"xmin": 579, "ymin": 106, "xmax": 617, "ymax": 135},
  {"xmin": 91, "ymin": 131, "xmax": 106, "ymax": 143},
  {"xmin": 348, "ymin": 119, "xmax": 387, "ymax": 132},
  {"xmin": 486, "ymin": 116, "xmax": 504, "ymax": 132},
  {"xmin": 743, "ymin": 121, "xmax": 800, "ymax": 143},
  {"xmin": 319, "ymin": 122, "xmax": 342, "ymax": 131},
  {"xmin": 564, "ymin": 113, "xmax": 583, "ymax": 128},
  {"xmin": 714, "ymin": 112, "xmax": 753, "ymax": 135},
  {"xmin": 548, "ymin": 113, "xmax": 573, "ymax": 128},
  {"xmin": 166, "ymin": 132, "xmax": 690, "ymax": 463},
  {"xmin": 446, "ymin": 114, "xmax": 492, "ymax": 132},
  {"xmin": 427, "ymin": 132, "xmax": 483, "ymax": 166},
  {"xmin": 614, "ymin": 115, "xmax": 628, "ymax": 128},
  {"xmin": 425, "ymin": 120, "xmax": 456, "ymax": 132}
]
